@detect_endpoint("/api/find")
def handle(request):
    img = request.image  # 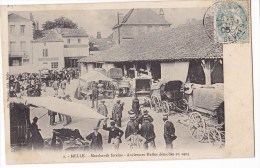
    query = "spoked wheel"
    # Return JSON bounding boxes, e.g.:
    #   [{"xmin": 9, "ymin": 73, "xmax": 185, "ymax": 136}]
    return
[
  {"xmin": 188, "ymin": 112, "xmax": 206, "ymax": 142},
  {"xmin": 176, "ymin": 99, "xmax": 189, "ymax": 113},
  {"xmin": 161, "ymin": 101, "xmax": 170, "ymax": 114},
  {"xmin": 208, "ymin": 127, "xmax": 222, "ymax": 148}
]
